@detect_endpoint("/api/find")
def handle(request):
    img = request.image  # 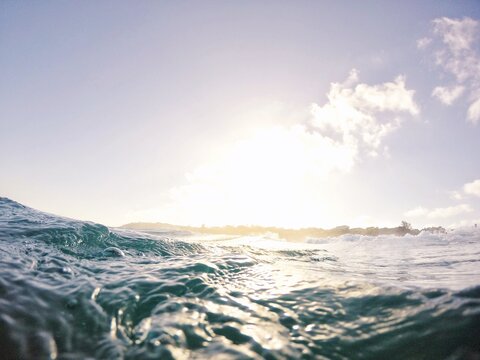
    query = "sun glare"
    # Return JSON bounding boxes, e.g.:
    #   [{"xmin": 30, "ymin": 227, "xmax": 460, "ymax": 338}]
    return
[{"xmin": 159, "ymin": 124, "xmax": 358, "ymax": 228}]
